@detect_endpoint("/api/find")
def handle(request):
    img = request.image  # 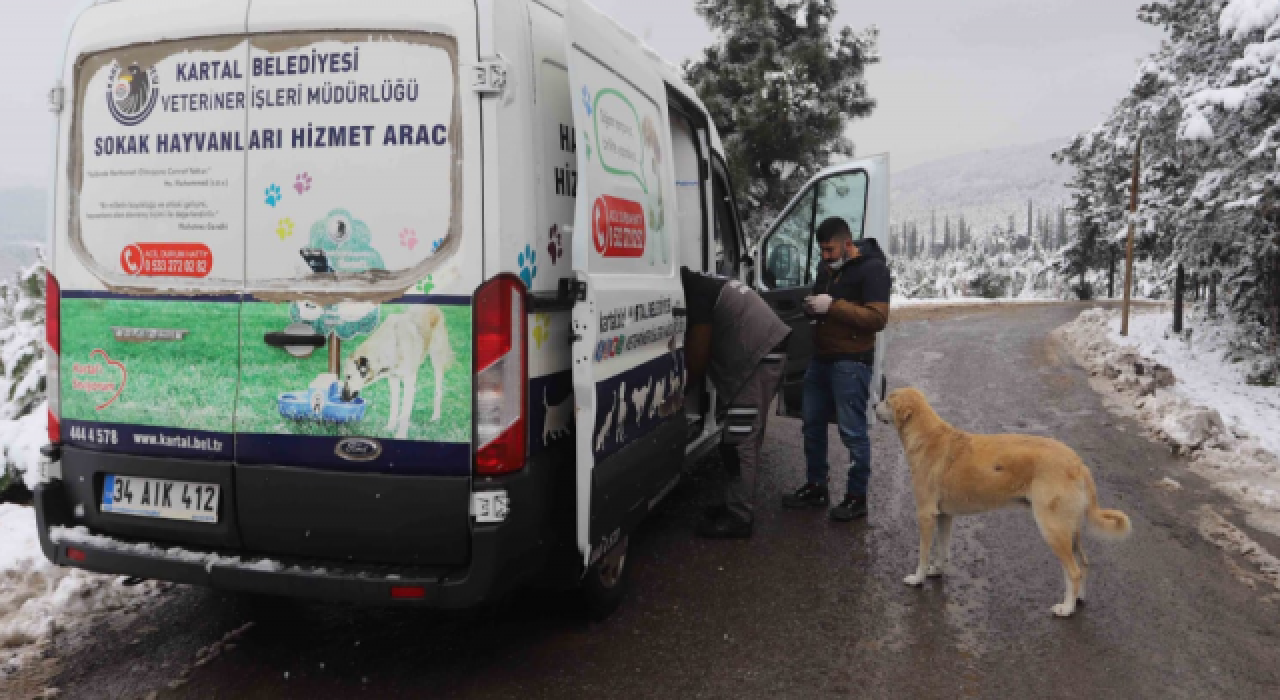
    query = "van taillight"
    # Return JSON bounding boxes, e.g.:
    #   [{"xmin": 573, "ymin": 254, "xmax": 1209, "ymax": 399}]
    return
[
  {"xmin": 46, "ymin": 270, "xmax": 61, "ymax": 444},
  {"xmin": 473, "ymin": 274, "xmax": 527, "ymax": 475}
]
